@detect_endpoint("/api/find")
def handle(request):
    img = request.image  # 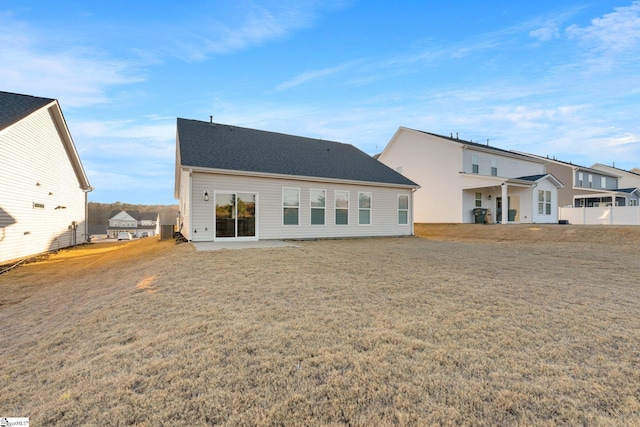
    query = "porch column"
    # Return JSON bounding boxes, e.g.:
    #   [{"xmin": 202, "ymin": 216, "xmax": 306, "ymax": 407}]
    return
[{"xmin": 501, "ymin": 183, "xmax": 508, "ymax": 225}]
